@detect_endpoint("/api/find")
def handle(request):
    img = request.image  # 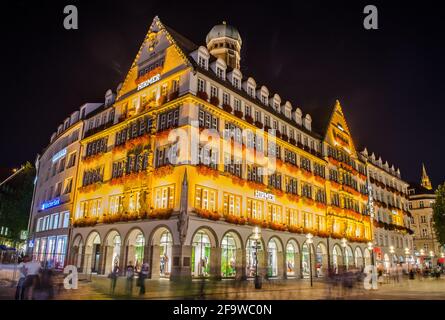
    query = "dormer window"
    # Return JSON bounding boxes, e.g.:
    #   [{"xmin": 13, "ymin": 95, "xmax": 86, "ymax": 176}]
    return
[
  {"xmin": 261, "ymin": 95, "xmax": 268, "ymax": 105},
  {"xmin": 264, "ymin": 115, "xmax": 270, "ymax": 127},
  {"xmin": 274, "ymin": 102, "xmax": 279, "ymax": 112},
  {"xmin": 198, "ymin": 56, "xmax": 207, "ymax": 69},
  {"xmin": 216, "ymin": 67, "xmax": 225, "ymax": 79},
  {"xmin": 233, "ymin": 77, "xmax": 240, "ymax": 89},
  {"xmin": 248, "ymin": 86, "xmax": 254, "ymax": 97},
  {"xmin": 285, "ymin": 110, "xmax": 291, "ymax": 118}
]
